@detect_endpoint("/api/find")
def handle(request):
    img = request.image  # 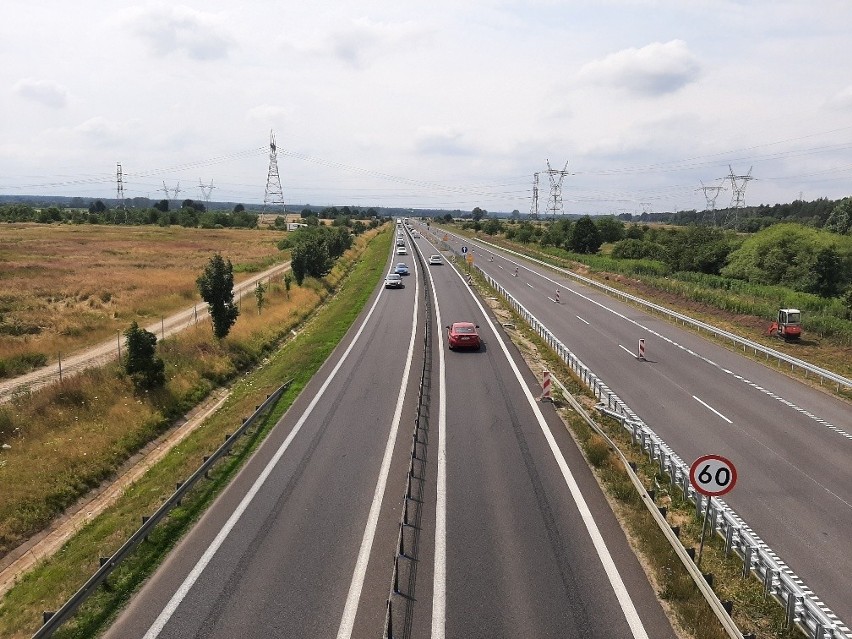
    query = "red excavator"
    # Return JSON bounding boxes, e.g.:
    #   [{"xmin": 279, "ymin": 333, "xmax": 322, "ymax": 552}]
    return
[{"xmin": 767, "ymin": 308, "xmax": 802, "ymax": 341}]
